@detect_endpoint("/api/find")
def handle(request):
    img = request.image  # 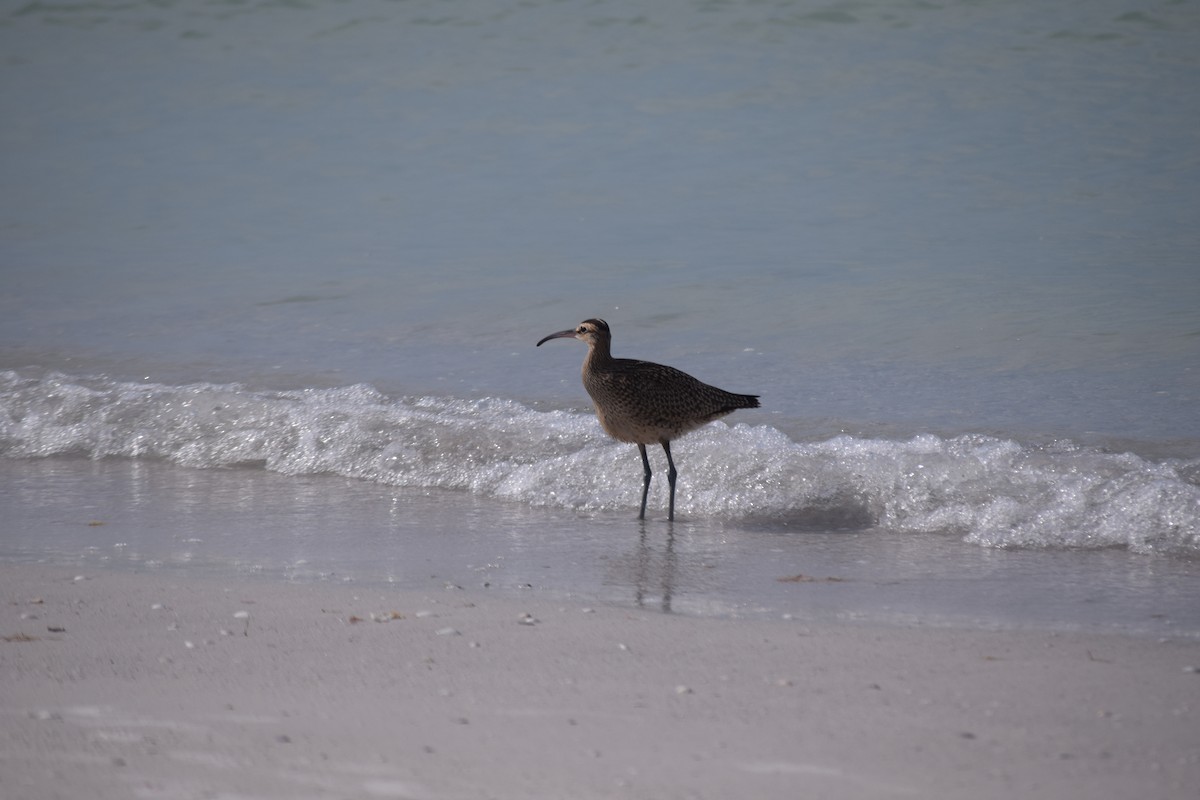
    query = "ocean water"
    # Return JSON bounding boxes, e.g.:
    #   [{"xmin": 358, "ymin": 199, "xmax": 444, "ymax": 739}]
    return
[{"xmin": 2, "ymin": 1, "xmax": 1198, "ymax": 630}]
